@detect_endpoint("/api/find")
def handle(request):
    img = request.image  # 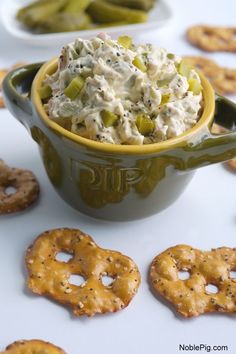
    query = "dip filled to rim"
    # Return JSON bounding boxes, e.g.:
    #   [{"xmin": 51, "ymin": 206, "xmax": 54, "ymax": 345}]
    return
[{"xmin": 40, "ymin": 33, "xmax": 203, "ymax": 145}]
